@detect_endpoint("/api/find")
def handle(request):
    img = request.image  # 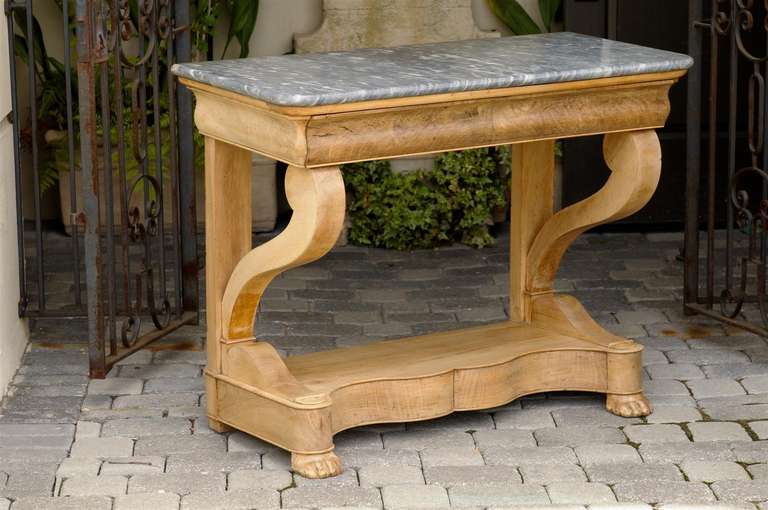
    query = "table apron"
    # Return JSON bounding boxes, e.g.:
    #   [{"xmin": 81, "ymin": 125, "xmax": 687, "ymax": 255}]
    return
[{"xmin": 191, "ymin": 79, "xmax": 674, "ymax": 168}]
